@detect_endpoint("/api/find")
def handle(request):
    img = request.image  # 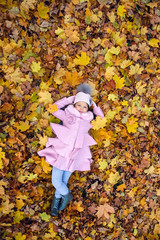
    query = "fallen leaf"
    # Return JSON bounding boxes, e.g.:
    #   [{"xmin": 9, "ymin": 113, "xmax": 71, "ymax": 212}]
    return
[
  {"xmin": 74, "ymin": 52, "xmax": 90, "ymax": 66},
  {"xmin": 96, "ymin": 203, "xmax": 115, "ymax": 219},
  {"xmin": 40, "ymin": 212, "xmax": 51, "ymax": 221},
  {"xmin": 91, "ymin": 116, "xmax": 107, "ymax": 130}
]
